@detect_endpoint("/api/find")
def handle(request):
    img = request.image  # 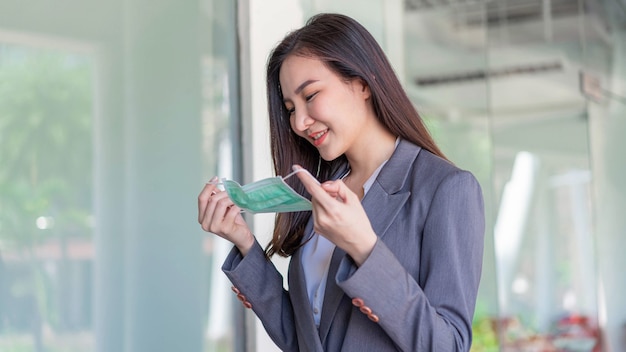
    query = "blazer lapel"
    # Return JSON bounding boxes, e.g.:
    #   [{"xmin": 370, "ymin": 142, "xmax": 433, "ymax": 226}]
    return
[
  {"xmin": 362, "ymin": 139, "xmax": 419, "ymax": 240},
  {"xmin": 361, "ymin": 183, "xmax": 409, "ymax": 240}
]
